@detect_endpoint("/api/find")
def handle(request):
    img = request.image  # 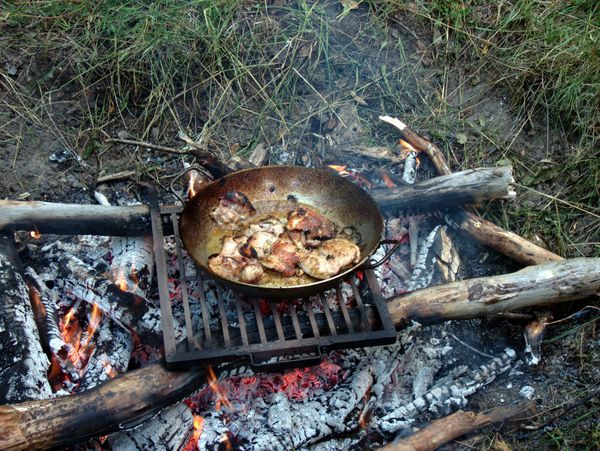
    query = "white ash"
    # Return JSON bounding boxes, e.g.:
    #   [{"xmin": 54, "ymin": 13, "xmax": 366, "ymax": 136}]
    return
[
  {"xmin": 108, "ymin": 402, "xmax": 193, "ymax": 451},
  {"xmin": 377, "ymin": 347, "xmax": 516, "ymax": 434},
  {"xmin": 401, "ymin": 151, "xmax": 418, "ymax": 184},
  {"xmin": 519, "ymin": 385, "xmax": 535, "ymax": 400},
  {"xmin": 110, "ymin": 235, "xmax": 154, "ymax": 297},
  {"xmin": 77, "ymin": 318, "xmax": 133, "ymax": 392},
  {"xmin": 0, "ymin": 250, "xmax": 52, "ymax": 402}
]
